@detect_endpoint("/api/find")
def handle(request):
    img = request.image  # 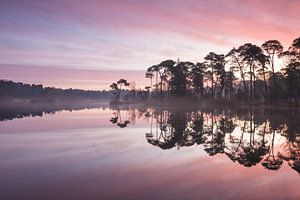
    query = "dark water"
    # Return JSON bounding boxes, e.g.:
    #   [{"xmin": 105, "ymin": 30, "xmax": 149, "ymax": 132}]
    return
[{"xmin": 0, "ymin": 104, "xmax": 300, "ymax": 200}]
